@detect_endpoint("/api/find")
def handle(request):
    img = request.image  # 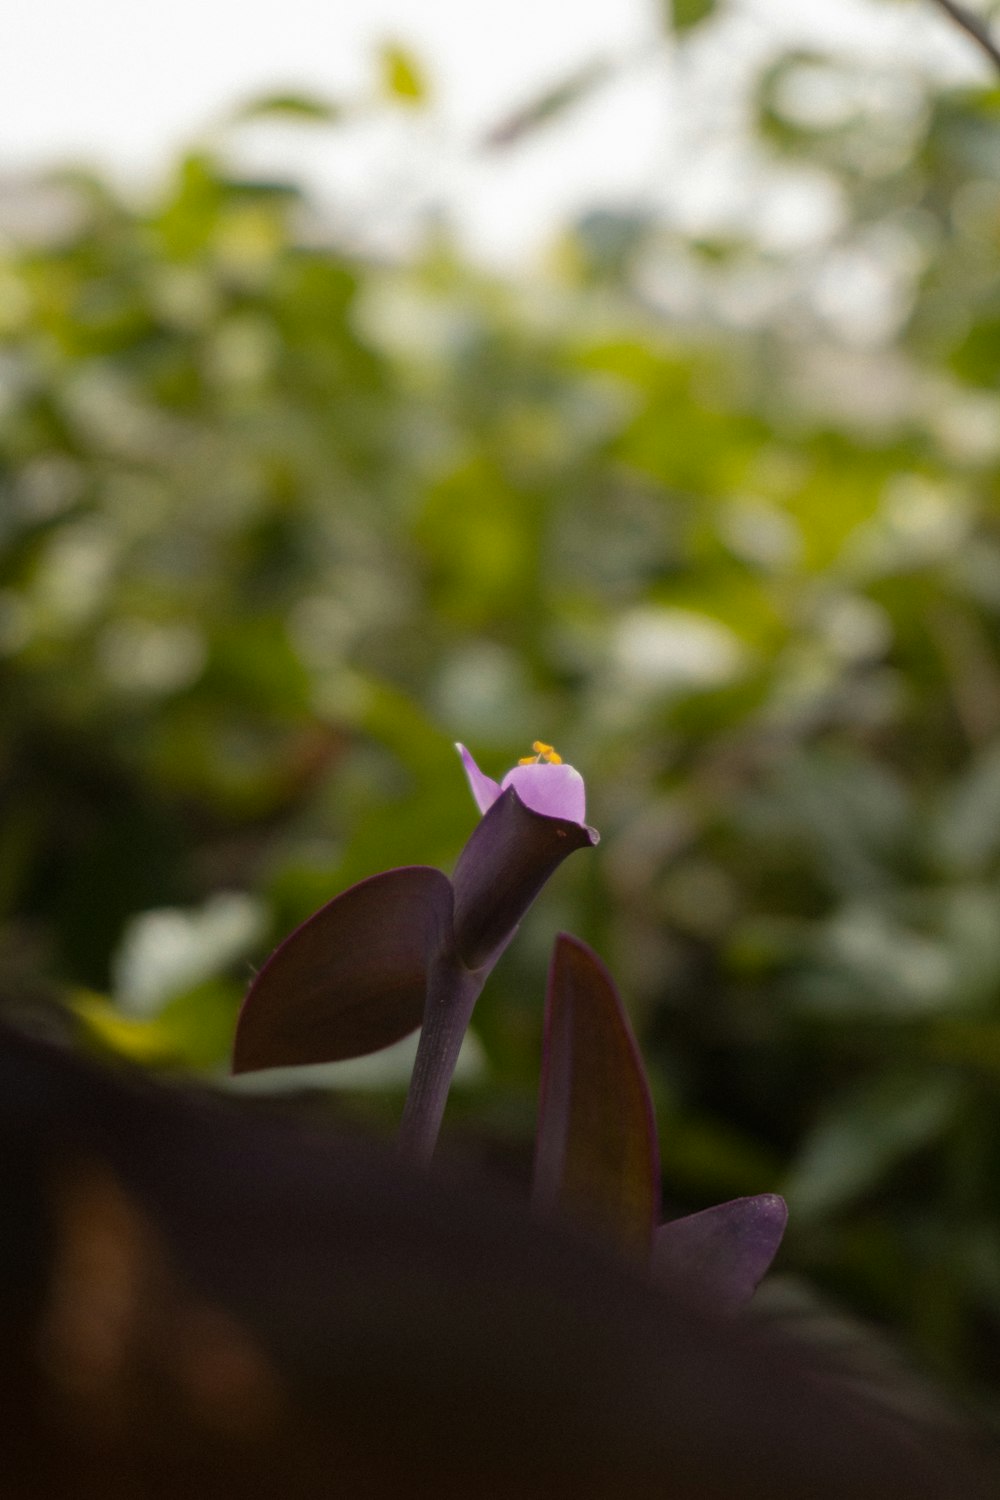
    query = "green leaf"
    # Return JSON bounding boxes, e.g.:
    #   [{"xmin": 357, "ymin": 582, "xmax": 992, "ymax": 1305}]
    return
[
  {"xmin": 667, "ymin": 0, "xmax": 719, "ymax": 33},
  {"xmin": 229, "ymin": 92, "xmax": 343, "ymax": 125},
  {"xmin": 70, "ymin": 979, "xmax": 241, "ymax": 1070},
  {"xmin": 71, "ymin": 990, "xmax": 181, "ymax": 1066},
  {"xmin": 379, "ymin": 42, "xmax": 429, "ymax": 105},
  {"xmin": 784, "ymin": 1070, "xmax": 961, "ymax": 1222}
]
